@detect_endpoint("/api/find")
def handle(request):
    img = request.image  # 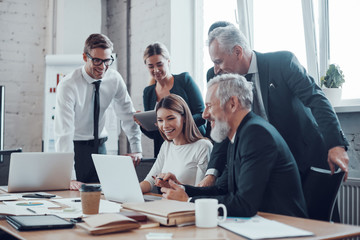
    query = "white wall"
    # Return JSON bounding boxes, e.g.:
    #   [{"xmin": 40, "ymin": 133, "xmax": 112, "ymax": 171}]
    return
[
  {"xmin": 169, "ymin": 0, "xmax": 205, "ymax": 94},
  {"xmin": 54, "ymin": 0, "xmax": 101, "ymax": 54}
]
